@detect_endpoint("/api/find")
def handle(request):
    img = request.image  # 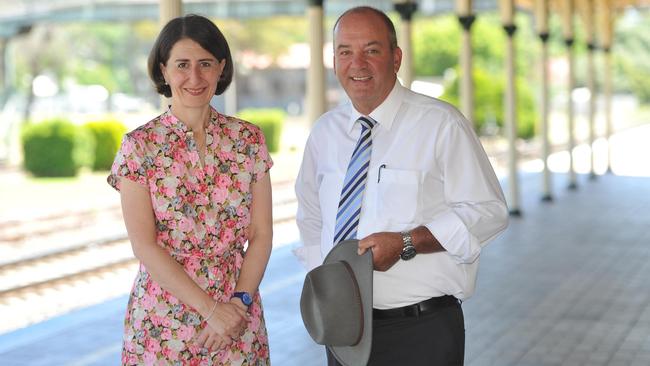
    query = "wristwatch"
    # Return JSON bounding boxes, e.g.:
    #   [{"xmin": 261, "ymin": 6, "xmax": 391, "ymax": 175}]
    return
[
  {"xmin": 400, "ymin": 231, "xmax": 417, "ymax": 260},
  {"xmin": 231, "ymin": 291, "xmax": 253, "ymax": 308}
]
